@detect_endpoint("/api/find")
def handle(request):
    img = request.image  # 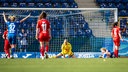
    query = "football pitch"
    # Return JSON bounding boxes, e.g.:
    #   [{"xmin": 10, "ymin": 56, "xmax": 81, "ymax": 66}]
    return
[{"xmin": 0, "ymin": 58, "xmax": 128, "ymax": 72}]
